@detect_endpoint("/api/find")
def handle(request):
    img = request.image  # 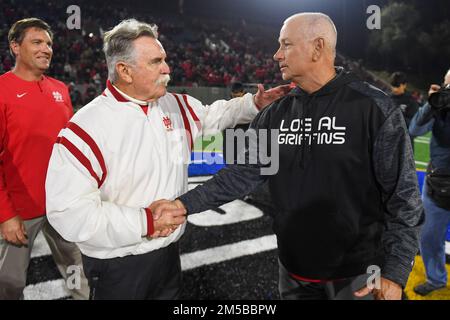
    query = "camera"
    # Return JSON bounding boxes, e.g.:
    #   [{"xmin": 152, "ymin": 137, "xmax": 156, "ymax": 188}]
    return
[{"xmin": 429, "ymin": 84, "xmax": 450, "ymax": 110}]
